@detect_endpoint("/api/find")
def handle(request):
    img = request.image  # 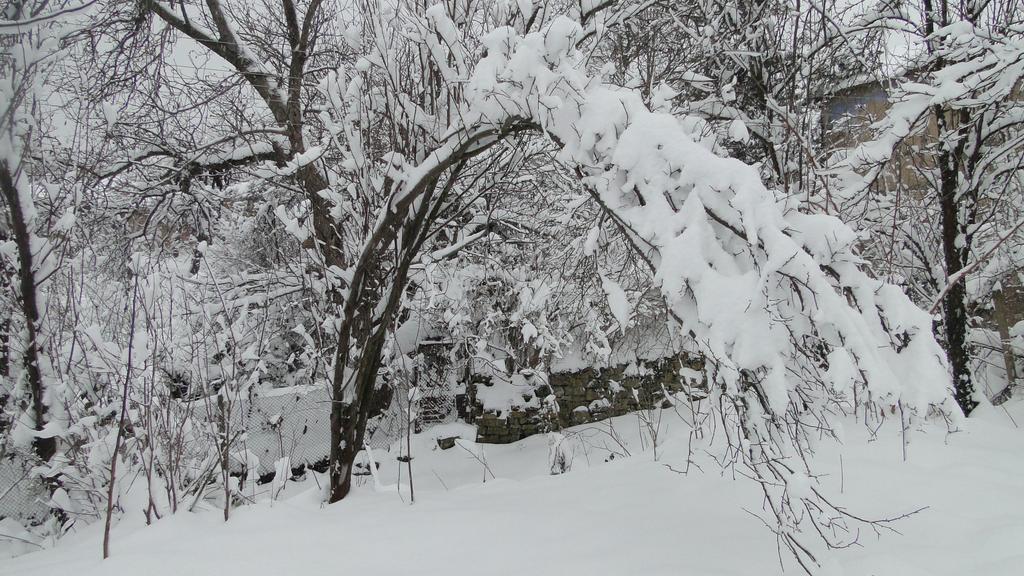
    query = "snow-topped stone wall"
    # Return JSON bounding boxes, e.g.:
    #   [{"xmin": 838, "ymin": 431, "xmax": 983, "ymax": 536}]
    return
[{"xmin": 468, "ymin": 354, "xmax": 704, "ymax": 444}]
